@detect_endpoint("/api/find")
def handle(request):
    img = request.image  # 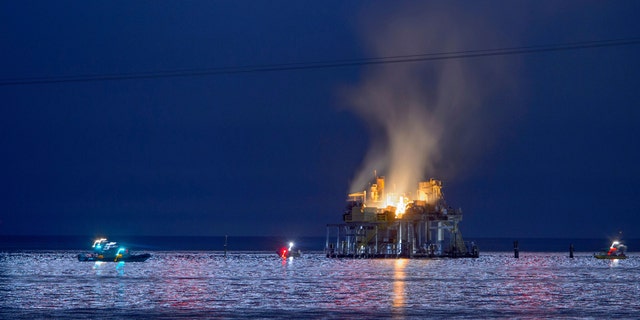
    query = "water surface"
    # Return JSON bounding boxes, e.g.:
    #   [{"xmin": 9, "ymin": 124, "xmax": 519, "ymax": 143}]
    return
[{"xmin": 1, "ymin": 251, "xmax": 639, "ymax": 319}]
